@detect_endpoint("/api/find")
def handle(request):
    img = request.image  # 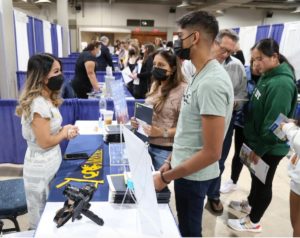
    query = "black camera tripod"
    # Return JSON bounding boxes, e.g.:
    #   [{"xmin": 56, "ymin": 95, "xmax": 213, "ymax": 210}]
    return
[{"xmin": 54, "ymin": 184, "xmax": 104, "ymax": 228}]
